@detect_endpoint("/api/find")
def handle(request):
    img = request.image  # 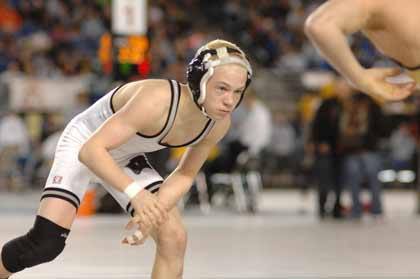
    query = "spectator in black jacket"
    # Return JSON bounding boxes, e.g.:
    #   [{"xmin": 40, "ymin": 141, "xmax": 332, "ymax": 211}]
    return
[
  {"xmin": 339, "ymin": 92, "xmax": 385, "ymax": 219},
  {"xmin": 310, "ymin": 79, "xmax": 352, "ymax": 219}
]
